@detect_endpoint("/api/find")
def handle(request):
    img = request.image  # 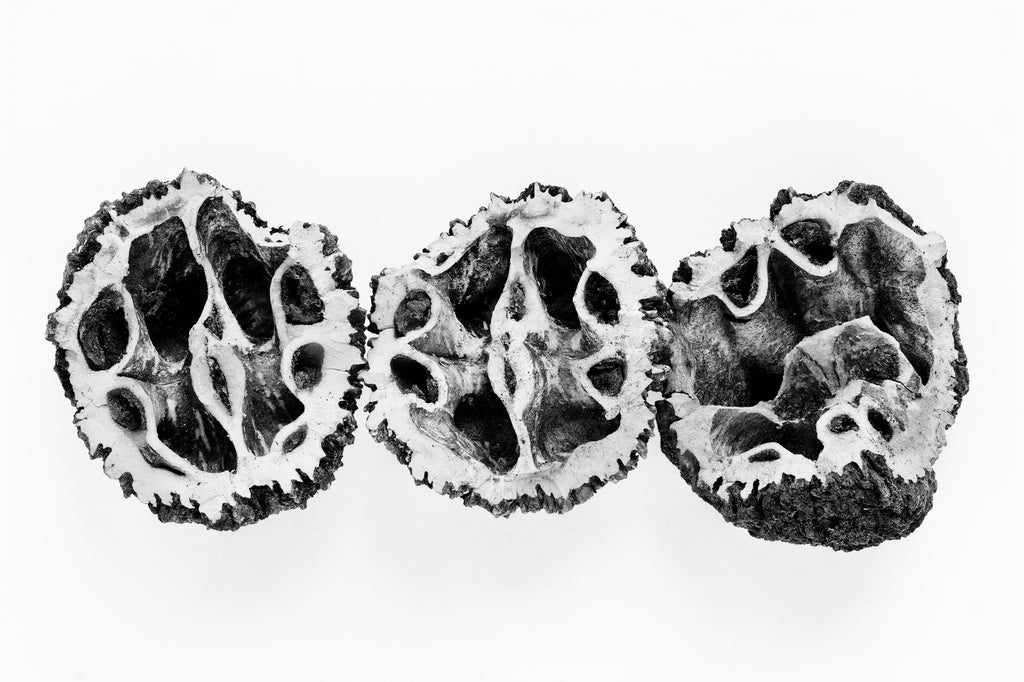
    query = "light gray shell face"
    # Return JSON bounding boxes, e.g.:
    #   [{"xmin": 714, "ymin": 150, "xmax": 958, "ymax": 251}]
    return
[
  {"xmin": 365, "ymin": 184, "xmax": 668, "ymax": 515},
  {"xmin": 46, "ymin": 171, "xmax": 365, "ymax": 529},
  {"xmin": 656, "ymin": 182, "xmax": 968, "ymax": 550}
]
